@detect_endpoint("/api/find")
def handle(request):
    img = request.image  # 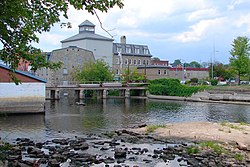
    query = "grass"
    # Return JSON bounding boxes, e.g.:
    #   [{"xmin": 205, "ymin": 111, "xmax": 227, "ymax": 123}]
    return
[
  {"xmin": 199, "ymin": 141, "xmax": 226, "ymax": 155},
  {"xmin": 186, "ymin": 146, "xmax": 200, "ymax": 155},
  {"xmin": 220, "ymin": 121, "xmax": 244, "ymax": 130},
  {"xmin": 146, "ymin": 124, "xmax": 166, "ymax": 134},
  {"xmin": 234, "ymin": 153, "xmax": 244, "ymax": 161},
  {"xmin": 239, "ymin": 122, "xmax": 249, "ymax": 126}
]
